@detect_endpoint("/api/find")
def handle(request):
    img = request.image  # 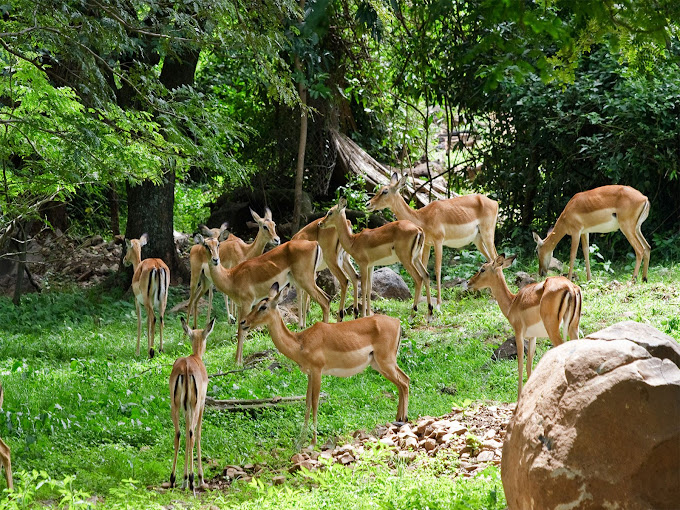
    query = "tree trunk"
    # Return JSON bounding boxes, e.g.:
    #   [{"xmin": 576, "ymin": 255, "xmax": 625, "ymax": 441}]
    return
[{"xmin": 291, "ymin": 0, "xmax": 308, "ymax": 233}]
